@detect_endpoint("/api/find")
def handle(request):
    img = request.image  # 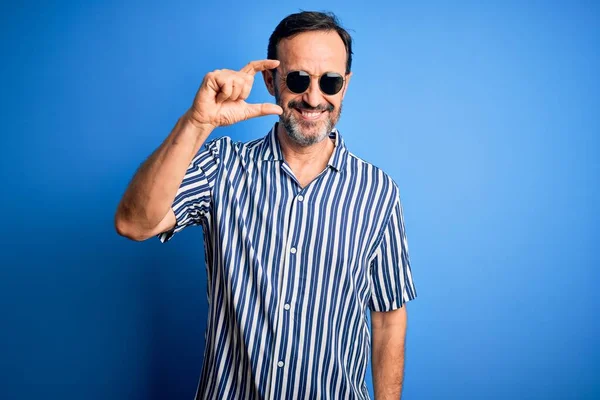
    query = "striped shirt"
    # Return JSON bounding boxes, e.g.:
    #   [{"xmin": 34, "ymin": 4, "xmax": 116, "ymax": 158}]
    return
[{"xmin": 158, "ymin": 123, "xmax": 417, "ymax": 399}]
